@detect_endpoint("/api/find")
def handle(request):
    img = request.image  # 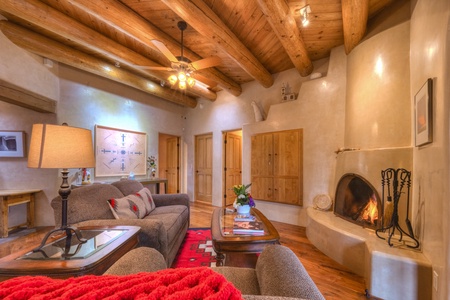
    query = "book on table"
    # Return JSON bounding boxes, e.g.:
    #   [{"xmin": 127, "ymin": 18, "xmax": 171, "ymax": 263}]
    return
[
  {"xmin": 234, "ymin": 214, "xmax": 256, "ymax": 222},
  {"xmin": 232, "ymin": 220, "xmax": 264, "ymax": 234}
]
